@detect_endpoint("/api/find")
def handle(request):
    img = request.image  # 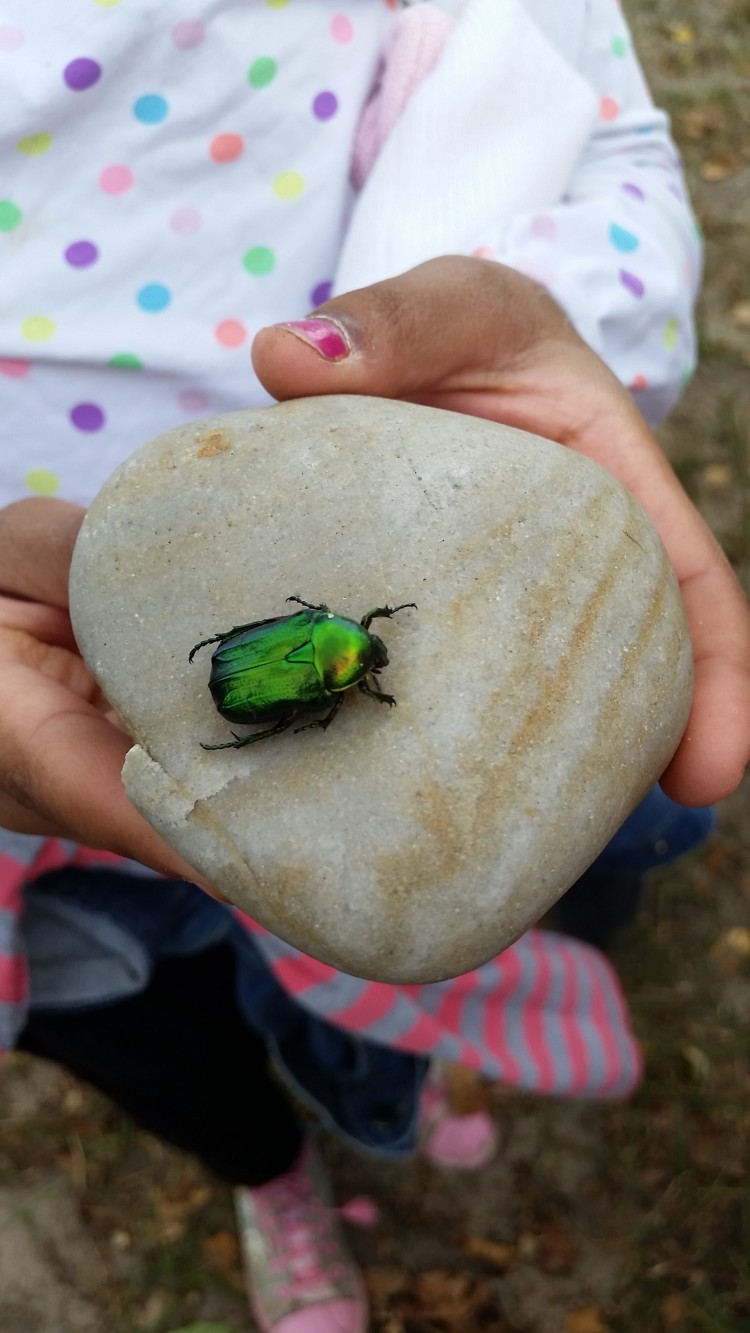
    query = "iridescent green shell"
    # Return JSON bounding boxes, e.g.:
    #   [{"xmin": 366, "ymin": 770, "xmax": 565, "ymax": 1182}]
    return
[{"xmin": 207, "ymin": 610, "xmax": 378, "ymax": 722}]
